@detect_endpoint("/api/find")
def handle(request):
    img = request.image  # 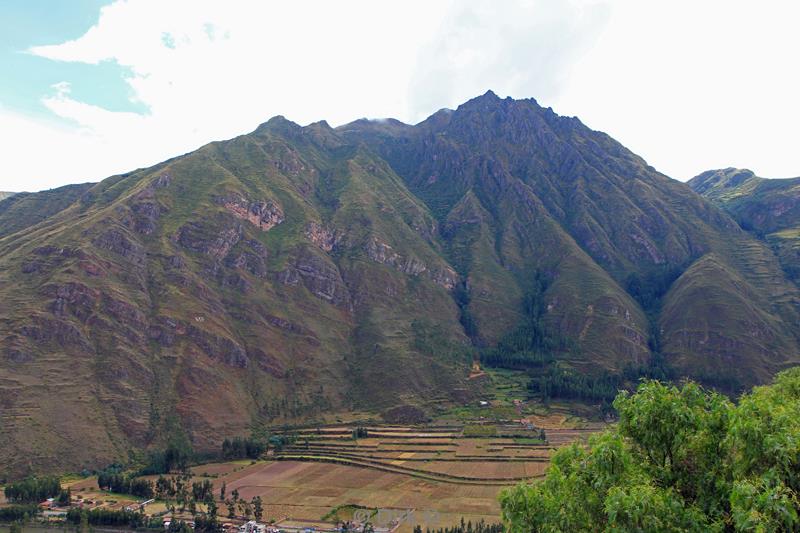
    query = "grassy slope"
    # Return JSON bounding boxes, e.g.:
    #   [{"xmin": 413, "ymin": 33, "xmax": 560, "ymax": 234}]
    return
[
  {"xmin": 689, "ymin": 168, "xmax": 800, "ymax": 283},
  {"xmin": 0, "ymin": 183, "xmax": 94, "ymax": 238},
  {"xmin": 341, "ymin": 94, "xmax": 800, "ymax": 384},
  {"xmin": 0, "ymin": 120, "xmax": 468, "ymax": 476}
]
